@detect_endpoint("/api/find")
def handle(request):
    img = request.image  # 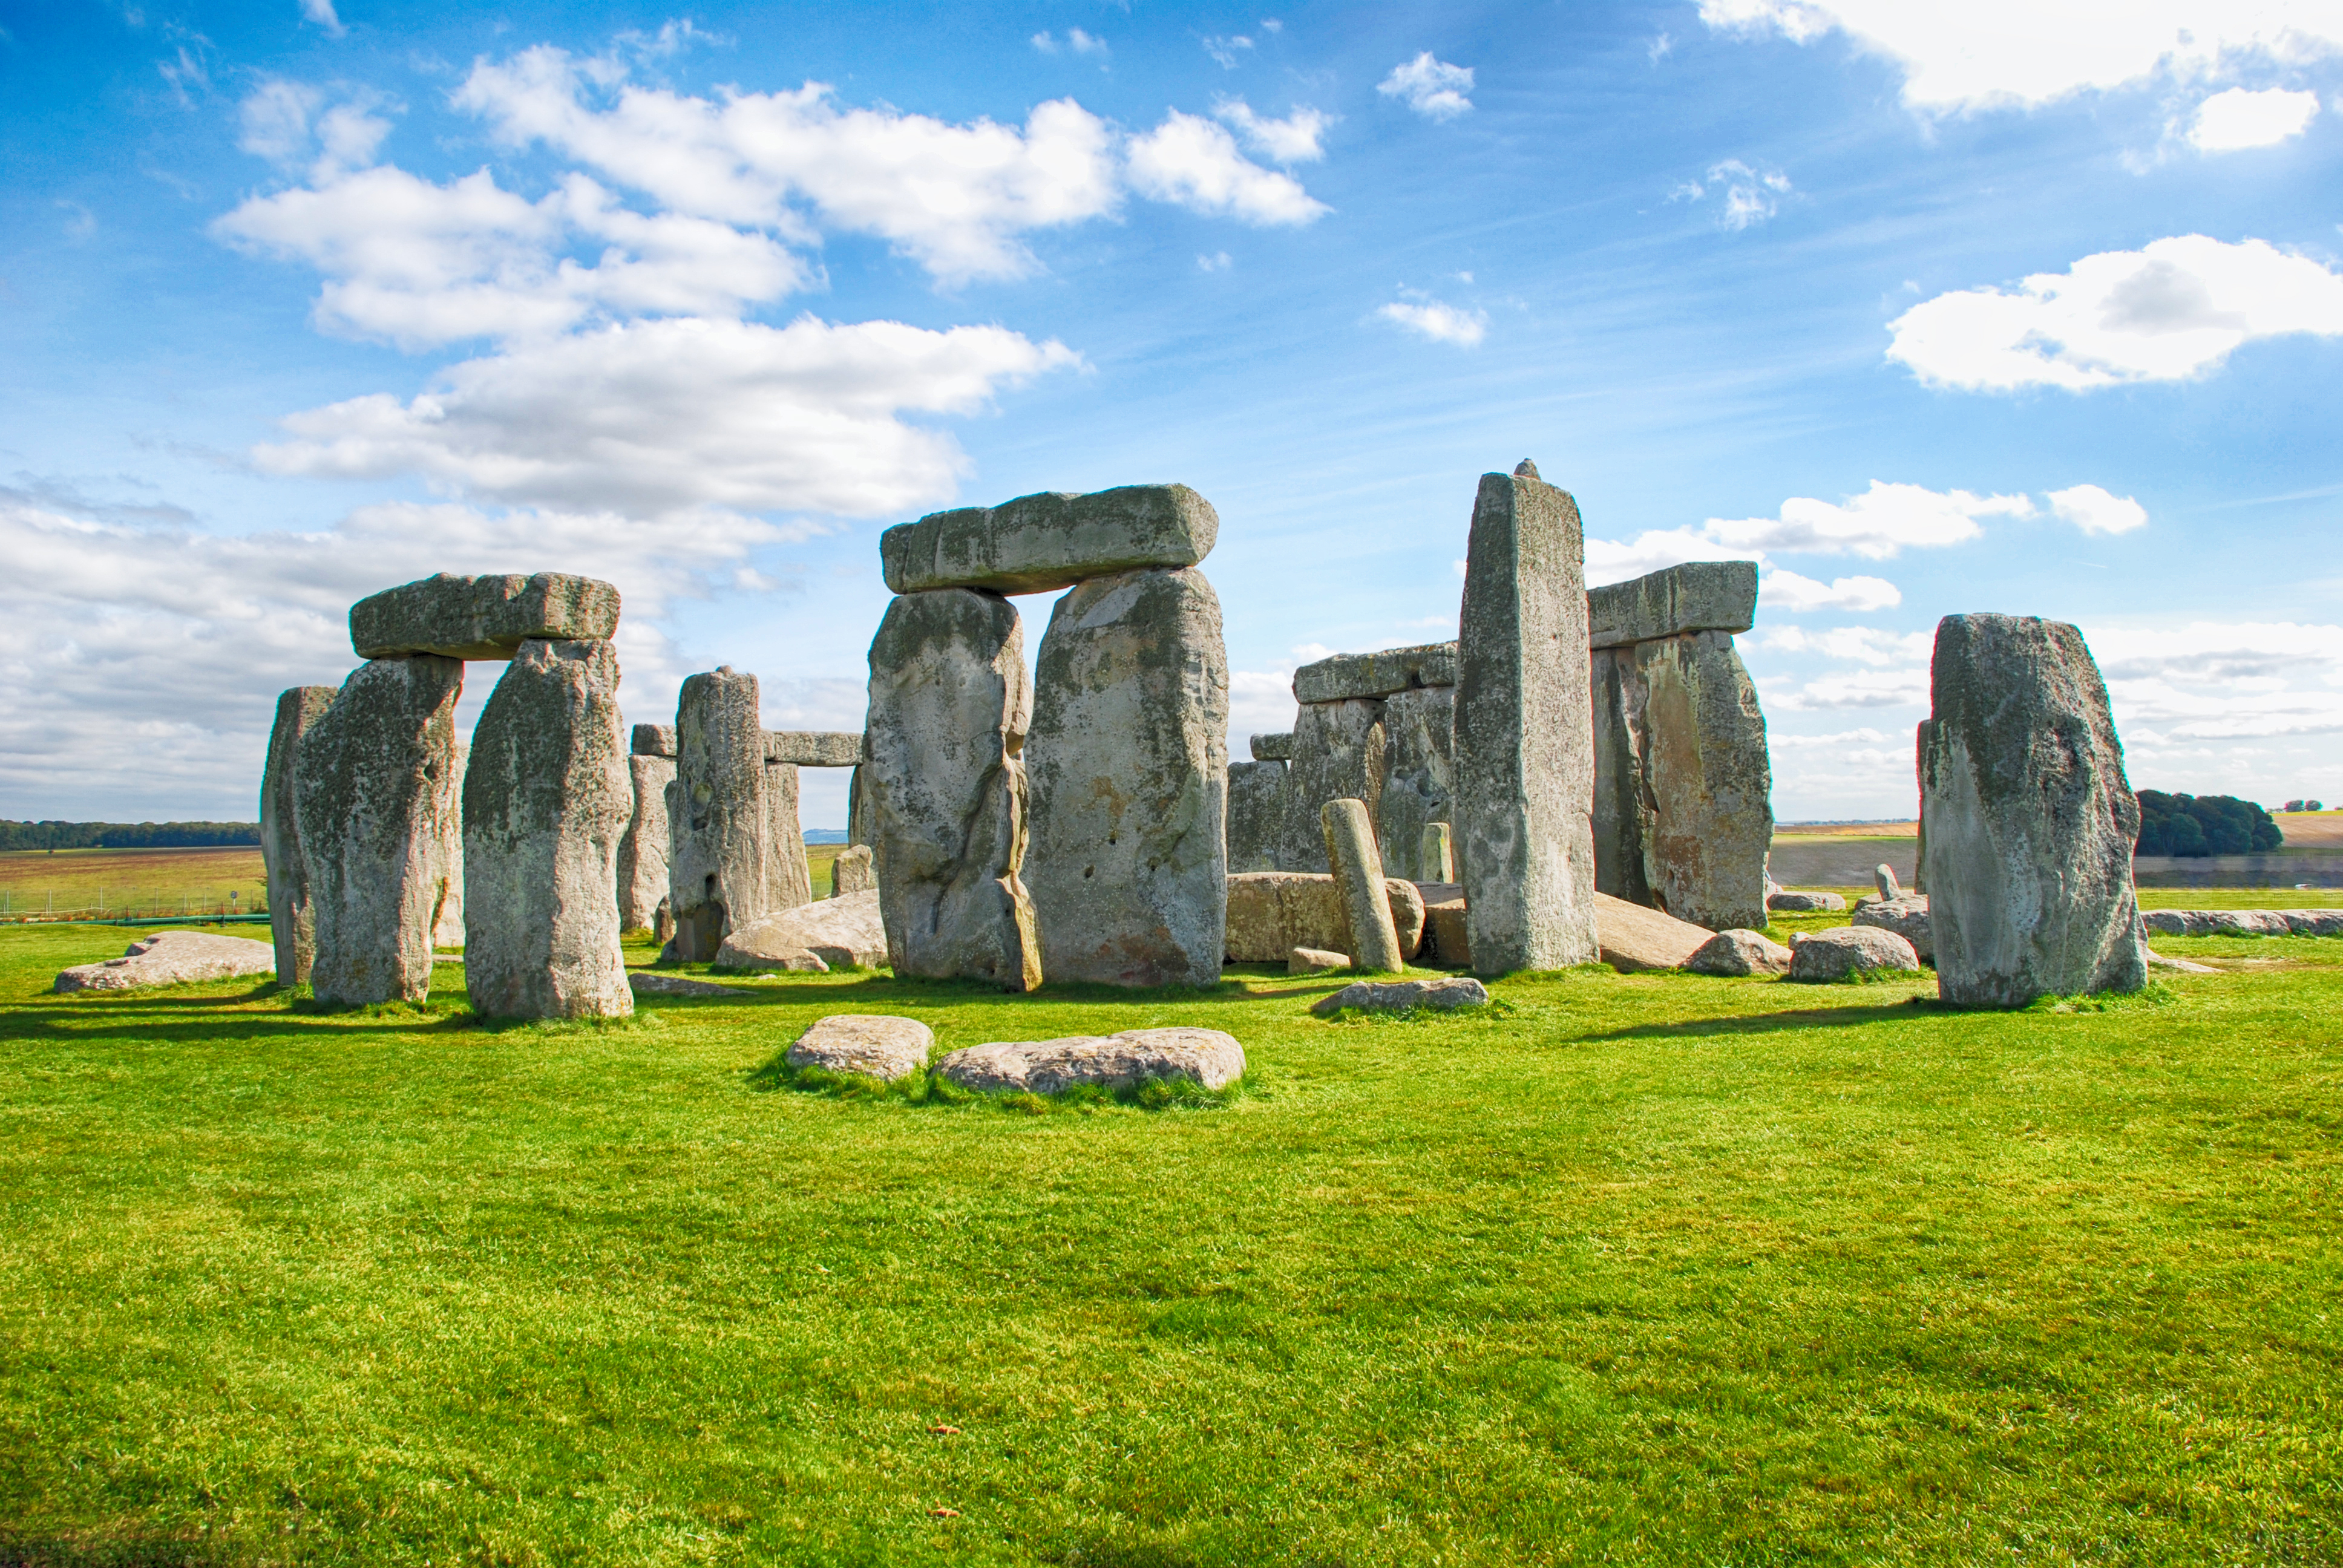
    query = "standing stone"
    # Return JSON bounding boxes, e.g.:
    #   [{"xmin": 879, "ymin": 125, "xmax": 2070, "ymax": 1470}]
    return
[
  {"xmin": 463, "ymin": 639, "xmax": 632, "ymax": 1019},
  {"xmin": 1026, "ymin": 567, "xmax": 1229, "ymax": 988},
  {"xmin": 764, "ymin": 759, "xmax": 814, "ymax": 912},
  {"xmin": 1912, "ymin": 720, "xmax": 1933, "ymax": 893},
  {"xmin": 1589, "ymin": 645, "xmax": 1653, "ymax": 908},
  {"xmin": 847, "ymin": 763, "xmax": 874, "ymax": 848},
  {"xmin": 668, "ymin": 668, "xmax": 773, "ymax": 962},
  {"xmin": 1281, "ymin": 698, "xmax": 1386, "ymax": 872},
  {"xmin": 832, "ymin": 844, "xmax": 875, "ymax": 897},
  {"xmin": 1920, "ymin": 614, "xmax": 2148, "ymax": 1007},
  {"xmin": 427, "ymin": 742, "xmax": 467, "ymax": 950},
  {"xmin": 260, "ymin": 685, "xmax": 336, "ymax": 987},
  {"xmin": 1321, "ymin": 798, "xmax": 1404, "ymax": 973},
  {"xmin": 1226, "ymin": 760, "xmax": 1288, "ymax": 874},
  {"xmin": 865, "ymin": 589, "xmax": 1041, "ymax": 990},
  {"xmin": 293, "ymin": 655, "xmax": 465, "ymax": 1004},
  {"xmin": 1376, "ymin": 684, "xmax": 1456, "ymax": 881},
  {"xmin": 1627, "ymin": 632, "xmax": 1771, "ymax": 930},
  {"xmin": 1455, "ymin": 461, "xmax": 1599, "ymax": 973},
  {"xmin": 1420, "ymin": 822, "xmax": 1456, "ymax": 883},
  {"xmin": 617, "ymin": 753, "xmax": 675, "ymax": 930}
]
